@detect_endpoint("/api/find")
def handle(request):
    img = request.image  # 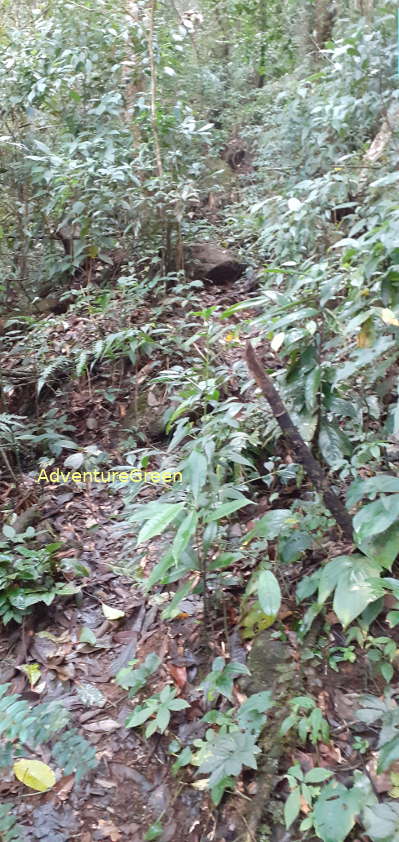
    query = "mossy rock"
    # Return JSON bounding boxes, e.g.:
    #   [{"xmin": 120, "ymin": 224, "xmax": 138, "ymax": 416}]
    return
[{"xmin": 245, "ymin": 630, "xmax": 291, "ymax": 694}]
